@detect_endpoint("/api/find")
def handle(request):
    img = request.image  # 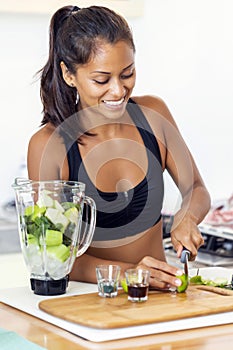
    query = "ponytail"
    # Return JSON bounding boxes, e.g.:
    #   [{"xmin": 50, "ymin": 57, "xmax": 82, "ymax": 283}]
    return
[{"xmin": 40, "ymin": 6, "xmax": 79, "ymax": 127}]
